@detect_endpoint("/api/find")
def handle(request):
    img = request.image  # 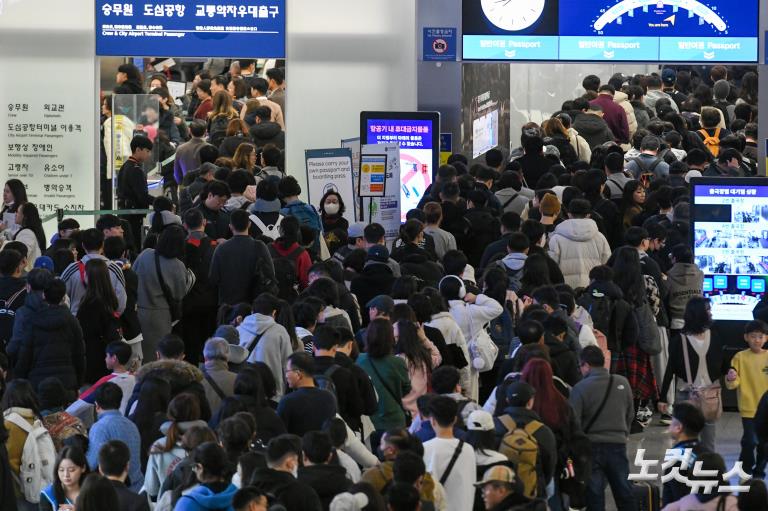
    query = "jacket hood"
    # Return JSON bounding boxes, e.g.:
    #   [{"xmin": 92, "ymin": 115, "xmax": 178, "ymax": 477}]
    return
[
  {"xmin": 250, "ymin": 198, "xmax": 281, "ymax": 213},
  {"xmin": 239, "ymin": 313, "xmax": 276, "ymax": 337},
  {"xmin": 668, "ymin": 263, "xmax": 703, "ymax": 283},
  {"xmin": 251, "ymin": 122, "xmax": 282, "ymax": 139},
  {"xmin": 545, "ymin": 335, "xmax": 570, "ymax": 357},
  {"xmin": 362, "ymin": 261, "xmax": 394, "ymax": 275},
  {"xmin": 614, "ymin": 91, "xmax": 629, "ymax": 103},
  {"xmin": 500, "ymin": 252, "xmax": 527, "ymax": 272},
  {"xmin": 585, "ymin": 280, "xmax": 624, "ymax": 300},
  {"xmin": 183, "ymin": 483, "xmax": 238, "ymax": 508},
  {"xmin": 552, "ymin": 218, "xmax": 599, "ymax": 242},
  {"xmin": 135, "ymin": 358, "xmax": 204, "ymax": 385},
  {"xmin": 574, "ymin": 114, "xmax": 609, "ymax": 135},
  {"xmin": 159, "ymin": 419, "xmax": 209, "ymax": 436},
  {"xmin": 224, "ymin": 195, "xmax": 249, "ymax": 211},
  {"xmin": 30, "ymin": 304, "xmax": 73, "ymax": 330}
]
